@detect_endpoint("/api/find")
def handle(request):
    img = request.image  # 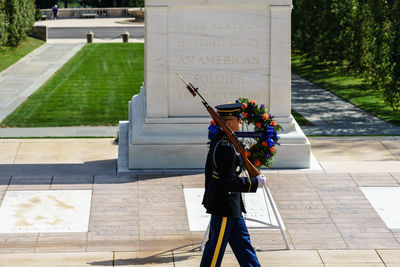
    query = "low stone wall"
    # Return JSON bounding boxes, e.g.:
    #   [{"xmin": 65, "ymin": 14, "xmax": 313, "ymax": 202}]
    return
[
  {"xmin": 41, "ymin": 7, "xmax": 144, "ymax": 19},
  {"xmin": 127, "ymin": 8, "xmax": 144, "ymax": 21},
  {"xmin": 30, "ymin": 25, "xmax": 47, "ymax": 41}
]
